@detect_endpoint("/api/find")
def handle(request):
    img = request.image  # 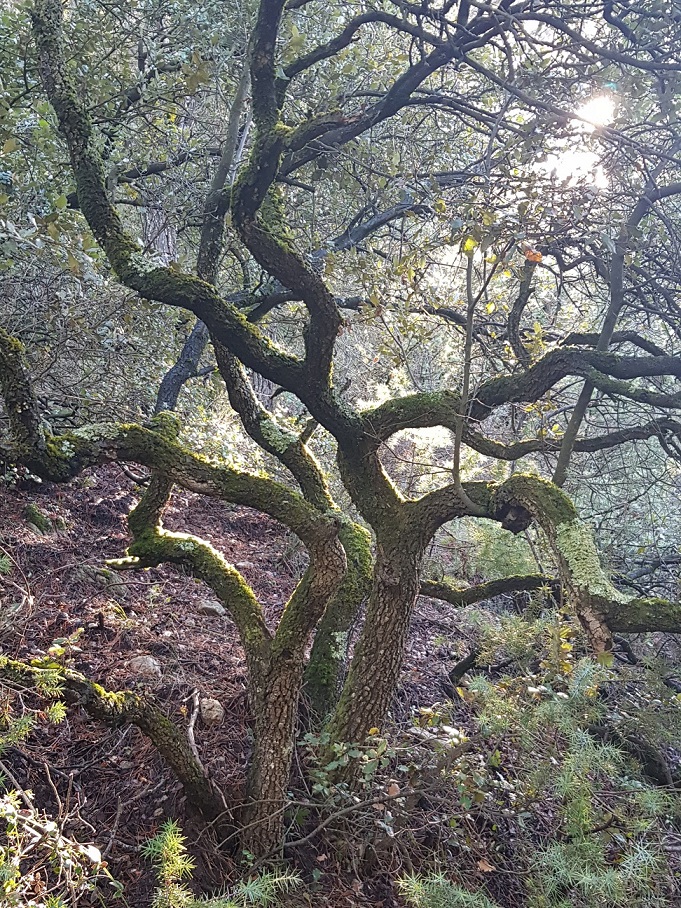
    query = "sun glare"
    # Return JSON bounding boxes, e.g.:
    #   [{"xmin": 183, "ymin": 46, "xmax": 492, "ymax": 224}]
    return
[
  {"xmin": 535, "ymin": 95, "xmax": 616, "ymax": 188},
  {"xmin": 576, "ymin": 95, "xmax": 616, "ymax": 131}
]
